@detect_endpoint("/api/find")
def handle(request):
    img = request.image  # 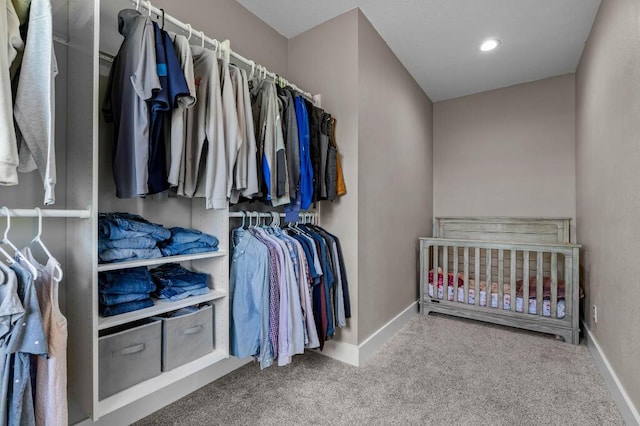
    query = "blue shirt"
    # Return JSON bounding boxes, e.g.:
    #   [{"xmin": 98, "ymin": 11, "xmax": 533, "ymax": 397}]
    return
[
  {"xmin": 230, "ymin": 229, "xmax": 272, "ymax": 369},
  {"xmin": 295, "ymin": 97, "xmax": 313, "ymax": 210}
]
